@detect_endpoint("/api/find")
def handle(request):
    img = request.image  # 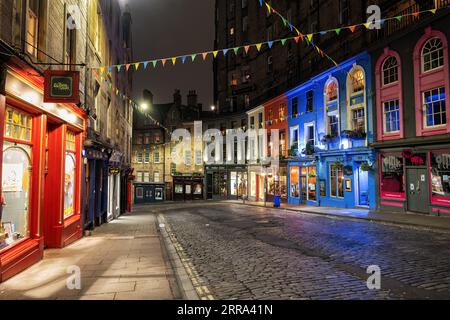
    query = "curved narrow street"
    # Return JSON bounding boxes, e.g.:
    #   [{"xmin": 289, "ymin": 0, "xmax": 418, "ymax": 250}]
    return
[{"xmin": 157, "ymin": 202, "xmax": 450, "ymax": 300}]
